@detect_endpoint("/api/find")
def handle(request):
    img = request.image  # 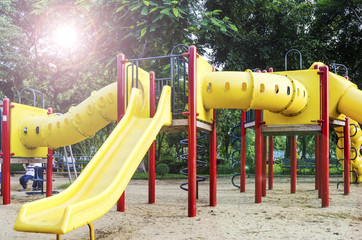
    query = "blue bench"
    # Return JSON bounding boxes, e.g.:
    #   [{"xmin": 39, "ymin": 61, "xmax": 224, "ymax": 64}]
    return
[
  {"xmin": 281, "ymin": 158, "xmax": 338, "ymax": 170},
  {"xmin": 26, "ymin": 166, "xmax": 58, "ymax": 195}
]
